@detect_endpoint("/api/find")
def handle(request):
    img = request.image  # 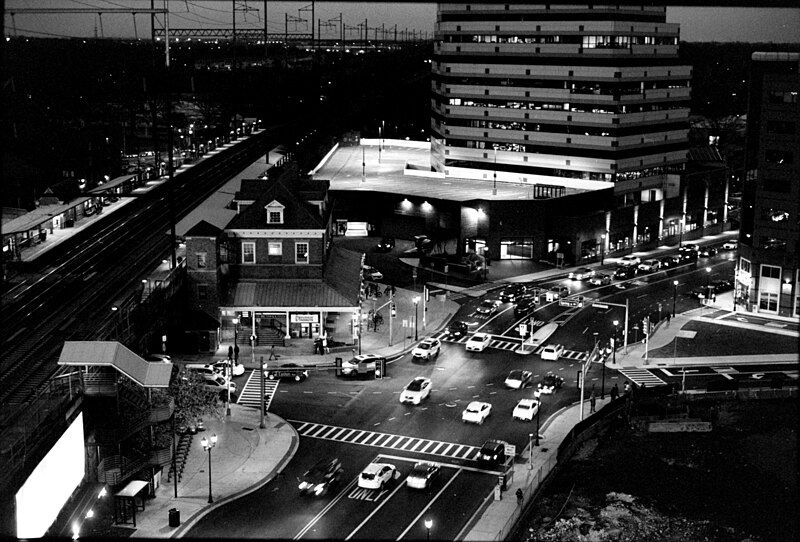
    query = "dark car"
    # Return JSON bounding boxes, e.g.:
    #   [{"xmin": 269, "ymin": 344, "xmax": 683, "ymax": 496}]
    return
[
  {"xmin": 405, "ymin": 462, "xmax": 441, "ymax": 490},
  {"xmin": 699, "ymin": 246, "xmax": 718, "ymax": 258},
  {"xmin": 613, "ymin": 266, "xmax": 637, "ymax": 280},
  {"xmin": 678, "ymin": 247, "xmax": 699, "ymax": 262},
  {"xmin": 498, "ymin": 284, "xmax": 527, "ymax": 303},
  {"xmin": 267, "ymin": 363, "xmax": 309, "ymax": 382},
  {"xmin": 536, "ymin": 372, "xmax": 565, "ymax": 395},
  {"xmin": 376, "ymin": 237, "xmax": 395, "ymax": 252},
  {"xmin": 448, "ymin": 320, "xmax": 469, "ymax": 338},
  {"xmin": 477, "ymin": 439, "xmax": 508, "ymax": 468},
  {"xmin": 711, "ymin": 279, "xmax": 734, "ymax": 293},
  {"xmin": 514, "ymin": 295, "xmax": 538, "ymax": 318},
  {"xmin": 298, "ymin": 457, "xmax": 343, "ymax": 496},
  {"xmin": 659, "ymin": 256, "xmax": 680, "ymax": 269}
]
